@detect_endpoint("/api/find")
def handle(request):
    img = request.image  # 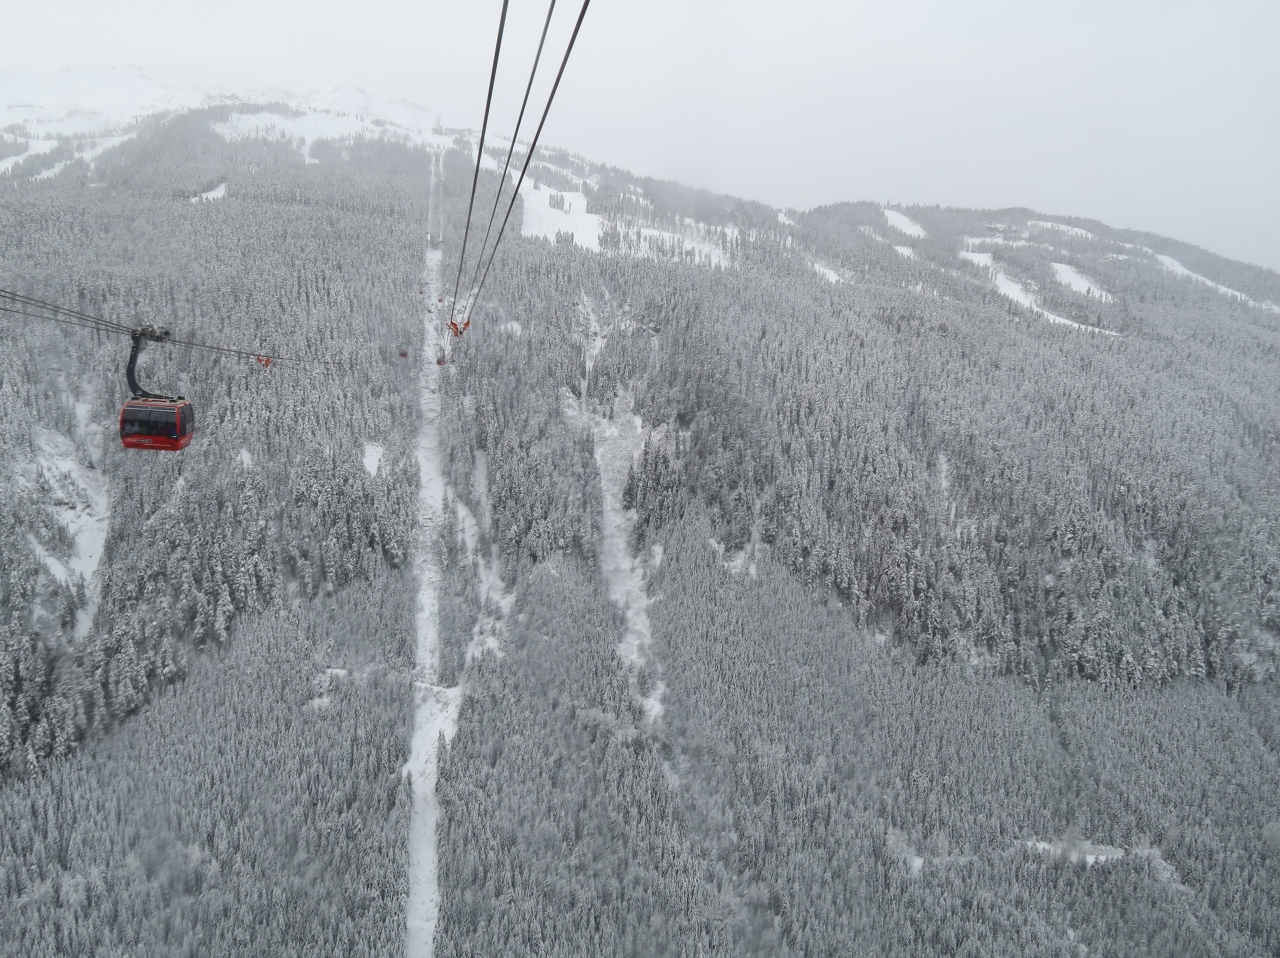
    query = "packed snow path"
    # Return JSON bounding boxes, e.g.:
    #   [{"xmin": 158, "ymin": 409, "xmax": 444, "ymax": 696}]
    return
[{"xmin": 404, "ymin": 246, "xmax": 457, "ymax": 958}]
